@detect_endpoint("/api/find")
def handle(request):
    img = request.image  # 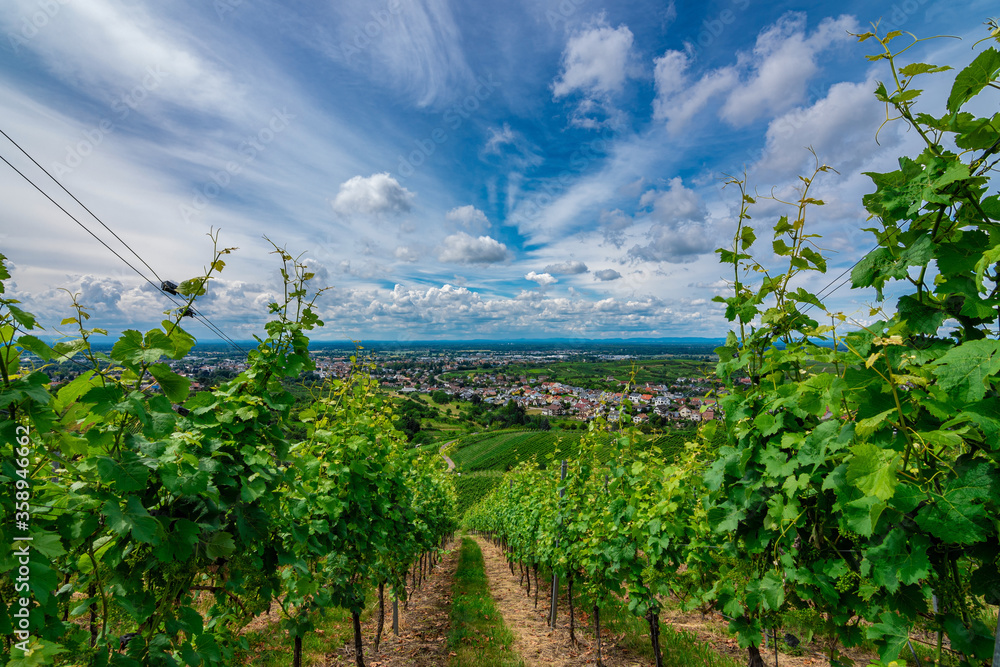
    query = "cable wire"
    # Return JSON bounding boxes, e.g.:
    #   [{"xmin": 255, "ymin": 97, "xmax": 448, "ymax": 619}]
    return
[
  {"xmin": 798, "ymin": 222, "xmax": 911, "ymax": 318},
  {"xmin": 0, "ymin": 146, "xmax": 247, "ymax": 354},
  {"xmin": 0, "ymin": 128, "xmax": 165, "ymax": 284}
]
